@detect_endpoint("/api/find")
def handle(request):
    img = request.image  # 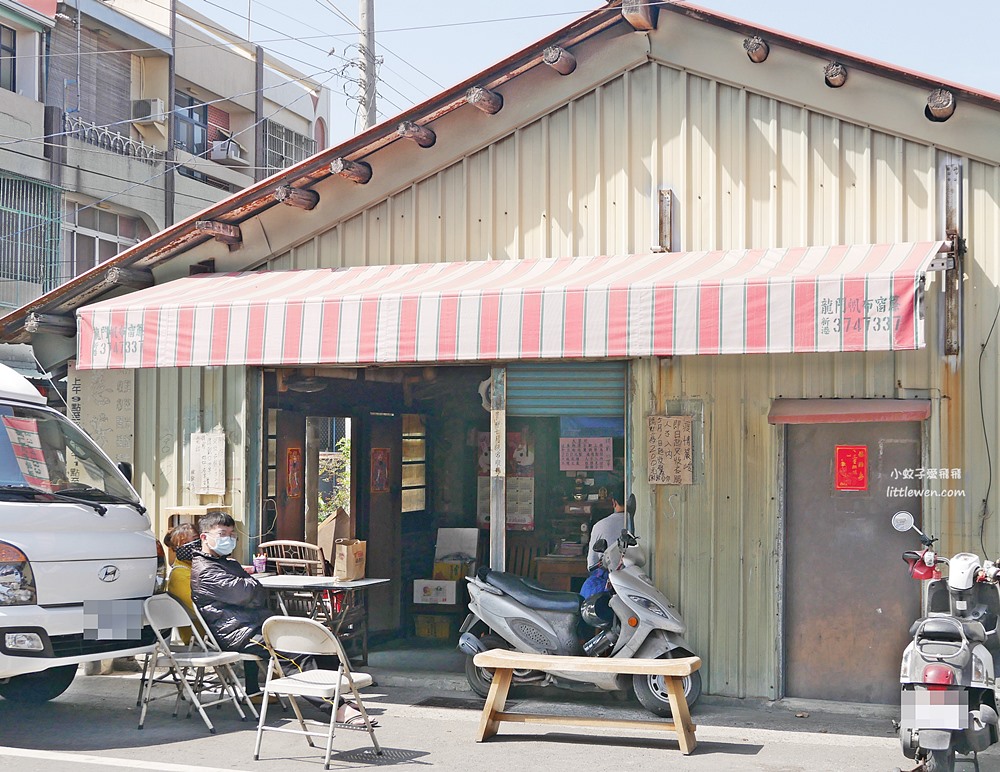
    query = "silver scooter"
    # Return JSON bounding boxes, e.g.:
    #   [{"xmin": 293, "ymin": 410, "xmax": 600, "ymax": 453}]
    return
[
  {"xmin": 892, "ymin": 510, "xmax": 1000, "ymax": 772},
  {"xmin": 458, "ymin": 494, "xmax": 701, "ymax": 717}
]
